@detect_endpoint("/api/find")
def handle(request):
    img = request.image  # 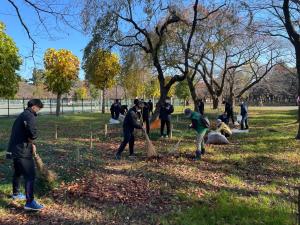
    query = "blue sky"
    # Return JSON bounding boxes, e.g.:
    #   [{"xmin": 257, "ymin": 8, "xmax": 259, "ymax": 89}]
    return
[{"xmin": 0, "ymin": 1, "xmax": 90, "ymax": 80}]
